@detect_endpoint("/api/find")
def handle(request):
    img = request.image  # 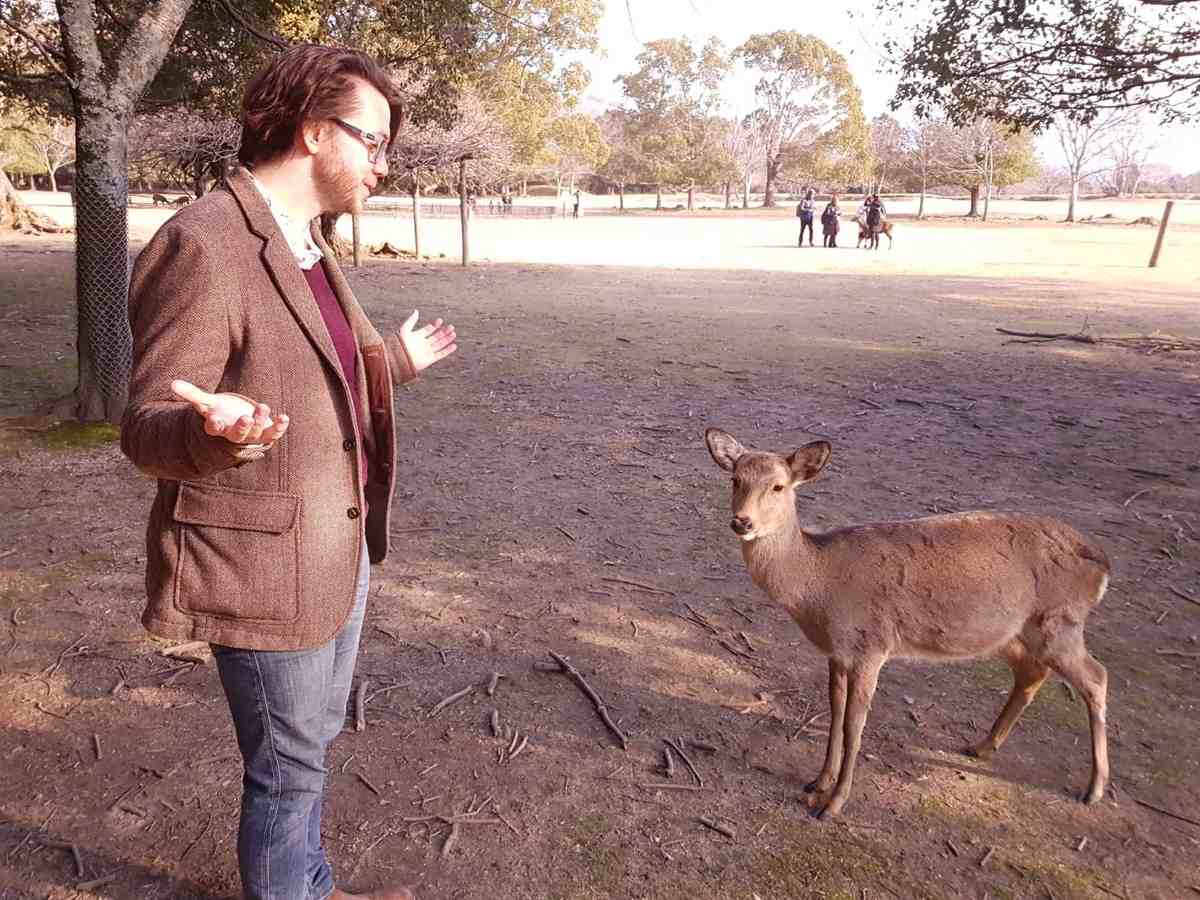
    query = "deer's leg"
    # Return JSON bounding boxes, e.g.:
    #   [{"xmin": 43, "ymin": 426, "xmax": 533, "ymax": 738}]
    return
[
  {"xmin": 965, "ymin": 641, "xmax": 1049, "ymax": 760},
  {"xmin": 817, "ymin": 657, "xmax": 884, "ymax": 820},
  {"xmin": 1045, "ymin": 641, "xmax": 1109, "ymax": 804},
  {"xmin": 804, "ymin": 658, "xmax": 847, "ymax": 802}
]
